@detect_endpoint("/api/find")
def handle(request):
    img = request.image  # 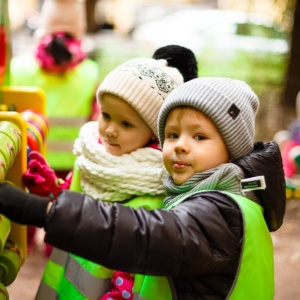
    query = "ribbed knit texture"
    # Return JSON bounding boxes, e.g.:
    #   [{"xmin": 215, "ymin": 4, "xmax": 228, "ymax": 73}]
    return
[
  {"xmin": 97, "ymin": 58, "xmax": 184, "ymax": 137},
  {"xmin": 73, "ymin": 122, "xmax": 167, "ymax": 201},
  {"xmin": 158, "ymin": 77, "xmax": 259, "ymax": 160},
  {"xmin": 163, "ymin": 163, "xmax": 260, "ymax": 208},
  {"xmin": 163, "ymin": 163, "xmax": 243, "ymax": 208}
]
